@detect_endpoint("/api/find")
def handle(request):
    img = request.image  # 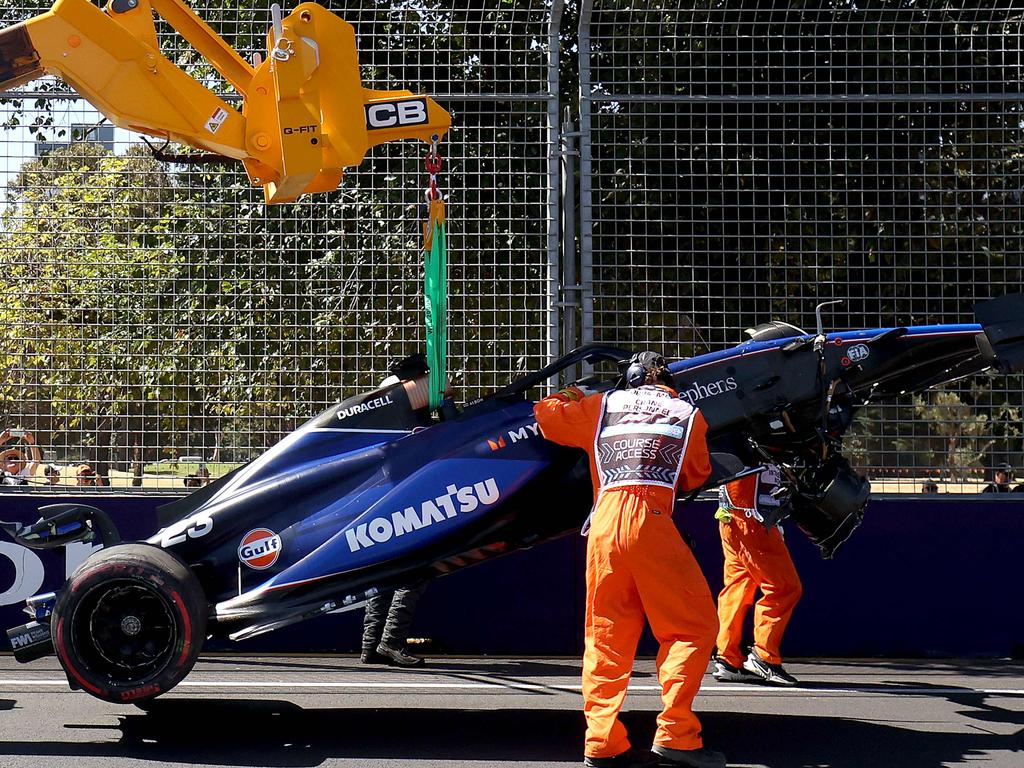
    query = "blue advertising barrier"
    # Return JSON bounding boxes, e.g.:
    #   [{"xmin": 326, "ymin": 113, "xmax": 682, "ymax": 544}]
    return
[{"xmin": 1, "ymin": 492, "xmax": 1021, "ymax": 657}]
